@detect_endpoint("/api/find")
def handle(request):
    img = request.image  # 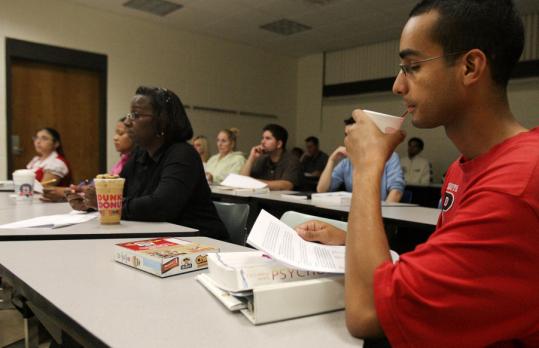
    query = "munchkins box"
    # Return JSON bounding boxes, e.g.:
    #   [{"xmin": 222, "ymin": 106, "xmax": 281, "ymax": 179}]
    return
[{"xmin": 114, "ymin": 238, "xmax": 219, "ymax": 277}]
